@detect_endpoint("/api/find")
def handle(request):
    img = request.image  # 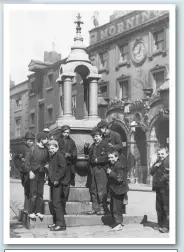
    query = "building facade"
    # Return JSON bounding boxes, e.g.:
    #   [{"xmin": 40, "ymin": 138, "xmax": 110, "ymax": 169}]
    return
[
  {"xmin": 87, "ymin": 10, "xmax": 170, "ymax": 183},
  {"xmin": 10, "ymin": 11, "xmax": 170, "ymax": 184},
  {"xmin": 10, "ymin": 80, "xmax": 29, "ymax": 140}
]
